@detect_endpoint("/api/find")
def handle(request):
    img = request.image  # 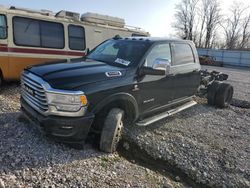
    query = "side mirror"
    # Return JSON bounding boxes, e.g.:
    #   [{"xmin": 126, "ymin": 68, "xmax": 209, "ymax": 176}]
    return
[
  {"xmin": 140, "ymin": 59, "xmax": 171, "ymax": 76},
  {"xmin": 152, "ymin": 58, "xmax": 171, "ymax": 75},
  {"xmin": 140, "ymin": 66, "xmax": 166, "ymax": 76}
]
